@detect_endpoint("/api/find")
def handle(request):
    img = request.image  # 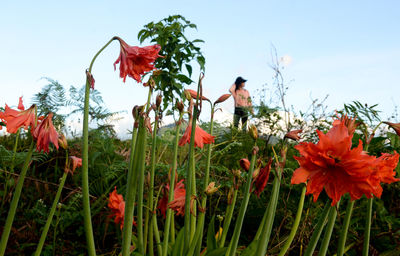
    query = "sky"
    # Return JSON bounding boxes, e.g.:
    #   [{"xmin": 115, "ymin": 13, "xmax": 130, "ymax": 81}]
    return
[{"xmin": 1, "ymin": 1, "xmax": 400, "ymax": 137}]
